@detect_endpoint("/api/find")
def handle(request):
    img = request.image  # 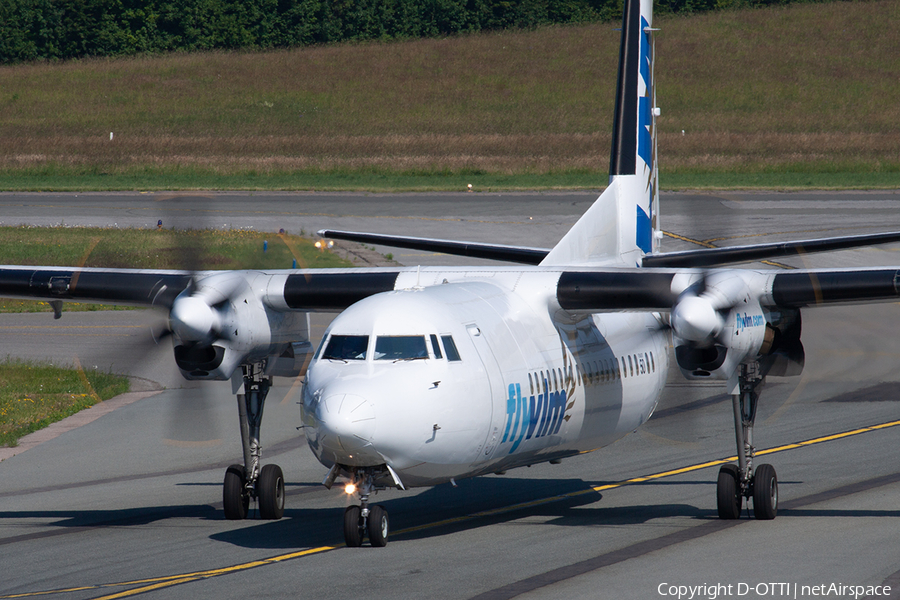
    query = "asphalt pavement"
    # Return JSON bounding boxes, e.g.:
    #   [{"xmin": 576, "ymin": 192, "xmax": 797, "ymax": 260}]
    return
[{"xmin": 1, "ymin": 190, "xmax": 899, "ymax": 600}]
